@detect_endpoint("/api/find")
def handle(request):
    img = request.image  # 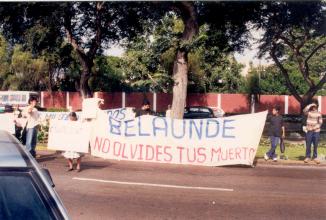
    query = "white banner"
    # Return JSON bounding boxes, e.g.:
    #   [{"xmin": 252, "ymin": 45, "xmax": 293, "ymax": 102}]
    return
[
  {"xmin": 47, "ymin": 120, "xmax": 91, "ymax": 153},
  {"xmin": 0, "ymin": 113, "xmax": 15, "ymax": 134},
  {"xmin": 90, "ymin": 111, "xmax": 267, "ymax": 166},
  {"xmin": 106, "ymin": 107, "xmax": 135, "ymax": 120},
  {"xmin": 39, "ymin": 112, "xmax": 80, "ymax": 121},
  {"xmin": 39, "ymin": 107, "xmax": 134, "ymax": 122}
]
